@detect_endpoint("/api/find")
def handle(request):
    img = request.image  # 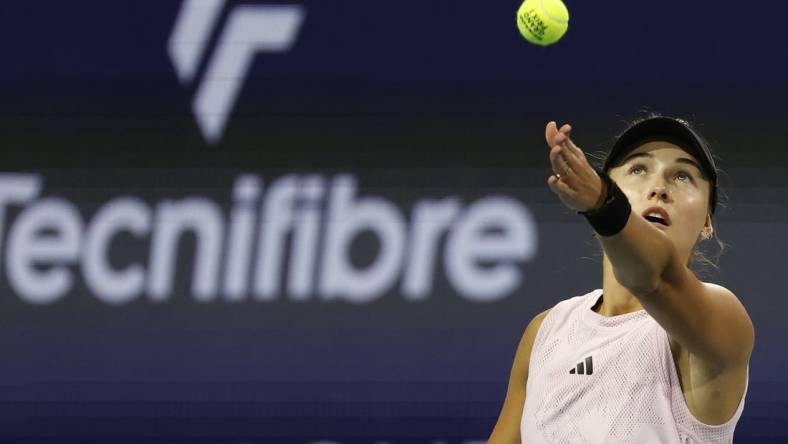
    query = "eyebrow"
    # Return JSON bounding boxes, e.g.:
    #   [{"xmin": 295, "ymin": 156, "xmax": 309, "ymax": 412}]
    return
[{"xmin": 621, "ymin": 152, "xmax": 705, "ymax": 177}]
